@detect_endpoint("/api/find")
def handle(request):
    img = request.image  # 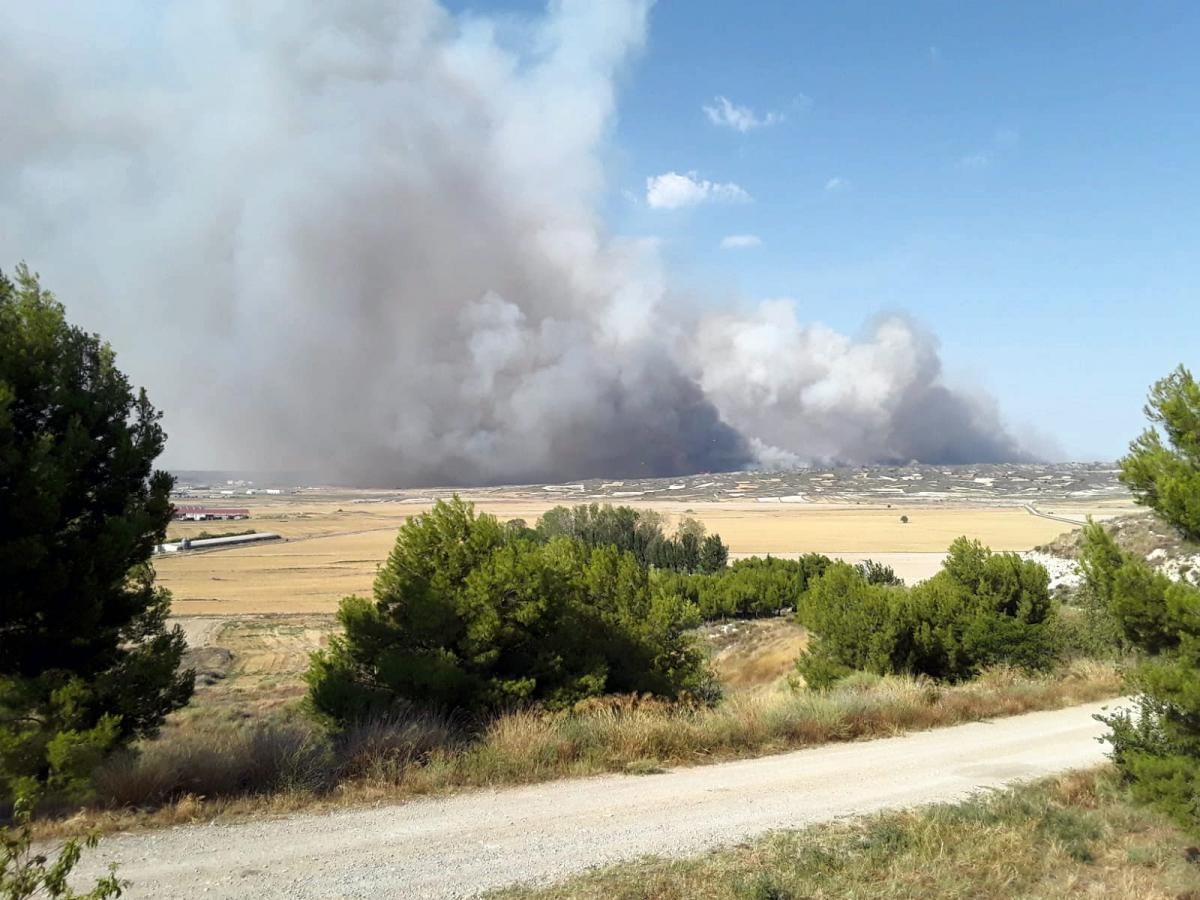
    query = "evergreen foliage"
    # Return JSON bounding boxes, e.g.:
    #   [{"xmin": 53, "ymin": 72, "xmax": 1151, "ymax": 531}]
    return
[
  {"xmin": 794, "ymin": 538, "xmax": 1060, "ymax": 688},
  {"xmin": 1082, "ymin": 521, "xmax": 1200, "ymax": 832},
  {"xmin": 307, "ymin": 498, "xmax": 711, "ymax": 719},
  {"xmin": 0, "ymin": 265, "xmax": 192, "ymax": 803},
  {"xmin": 665, "ymin": 554, "xmax": 832, "ymax": 620},
  {"xmin": 698, "ymin": 534, "xmax": 729, "ymax": 574},
  {"xmin": 534, "ymin": 504, "xmax": 729, "ymax": 574},
  {"xmin": 857, "ymin": 558, "xmax": 903, "ymax": 586},
  {"xmin": 1119, "ymin": 364, "xmax": 1200, "ymax": 540}
]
